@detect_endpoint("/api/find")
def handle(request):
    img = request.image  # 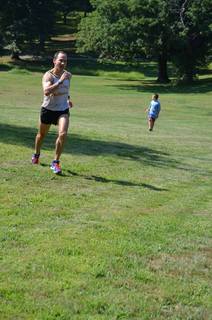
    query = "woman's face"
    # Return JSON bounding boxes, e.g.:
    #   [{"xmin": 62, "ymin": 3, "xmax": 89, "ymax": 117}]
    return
[{"xmin": 53, "ymin": 53, "xmax": 67, "ymax": 70}]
